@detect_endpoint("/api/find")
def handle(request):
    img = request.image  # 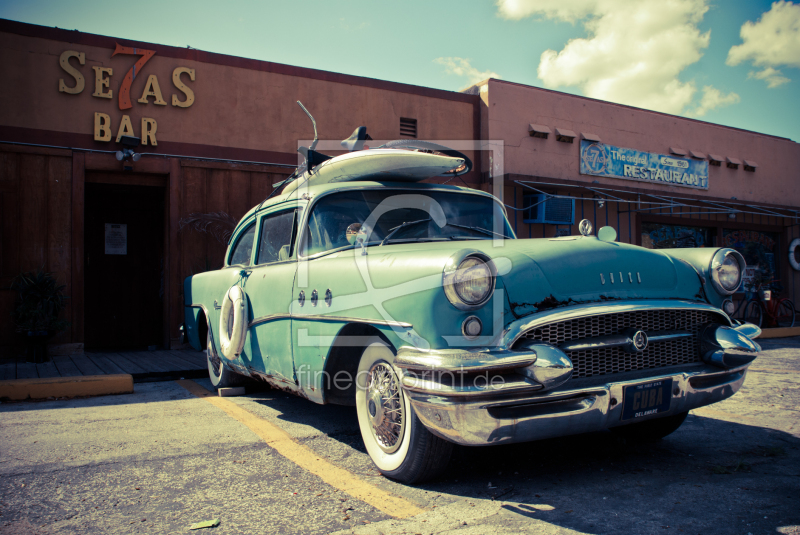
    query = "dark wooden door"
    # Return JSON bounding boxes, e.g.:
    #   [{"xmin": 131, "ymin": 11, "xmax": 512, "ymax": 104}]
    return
[{"xmin": 84, "ymin": 181, "xmax": 165, "ymax": 350}]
